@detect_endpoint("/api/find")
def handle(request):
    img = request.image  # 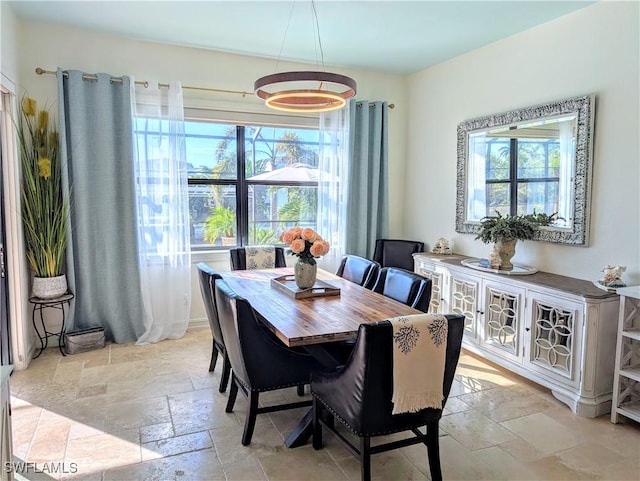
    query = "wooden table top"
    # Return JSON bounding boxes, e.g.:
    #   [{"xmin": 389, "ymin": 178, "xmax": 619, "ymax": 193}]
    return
[{"xmin": 221, "ymin": 268, "xmax": 420, "ymax": 347}]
